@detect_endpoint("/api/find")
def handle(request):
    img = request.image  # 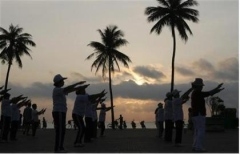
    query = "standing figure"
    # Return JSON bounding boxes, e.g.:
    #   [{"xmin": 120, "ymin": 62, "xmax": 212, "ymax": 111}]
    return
[
  {"xmin": 123, "ymin": 121, "xmax": 127, "ymax": 129},
  {"xmin": 23, "ymin": 102, "xmax": 32, "ymax": 135},
  {"xmin": 98, "ymin": 103, "xmax": 113, "ymax": 137},
  {"xmin": 156, "ymin": 103, "xmax": 164, "ymax": 138},
  {"xmin": 164, "ymin": 92, "xmax": 173, "ymax": 142},
  {"xmin": 42, "ymin": 117, "xmax": 47, "ymax": 129},
  {"xmin": 118, "ymin": 115, "xmax": 123, "ymax": 130},
  {"xmin": 131, "ymin": 120, "xmax": 136, "ymax": 129},
  {"xmin": 31, "ymin": 104, "xmax": 46, "ymax": 136},
  {"xmin": 52, "ymin": 74, "xmax": 86, "ymax": 153},
  {"xmin": 172, "ymin": 88, "xmax": 193, "ymax": 146},
  {"xmin": 191, "ymin": 78, "xmax": 224, "ymax": 152}
]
